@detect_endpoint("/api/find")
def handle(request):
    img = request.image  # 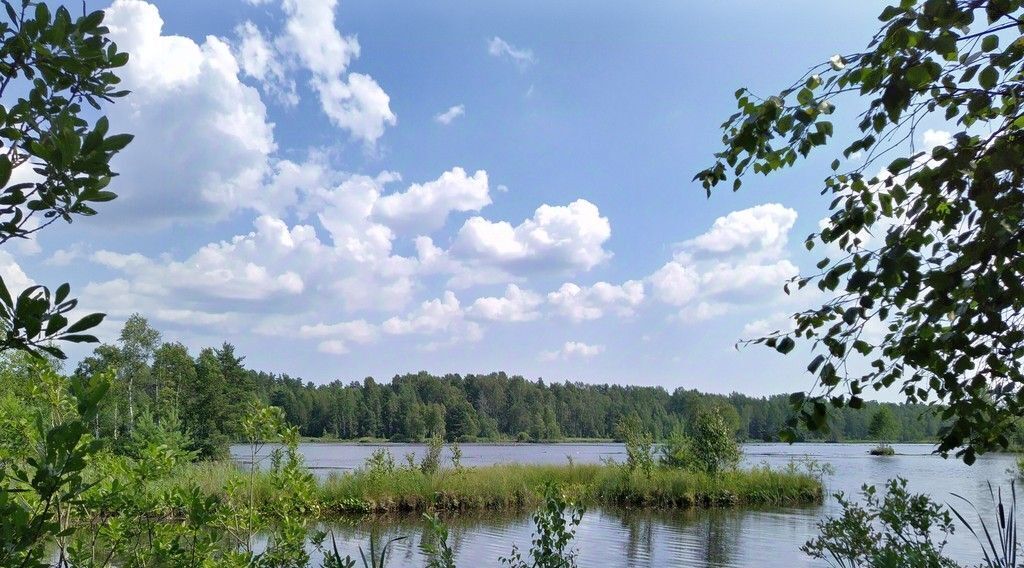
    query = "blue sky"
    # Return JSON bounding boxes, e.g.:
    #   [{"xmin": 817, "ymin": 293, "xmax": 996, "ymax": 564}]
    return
[{"xmin": 10, "ymin": 0, "xmax": 917, "ymax": 394}]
